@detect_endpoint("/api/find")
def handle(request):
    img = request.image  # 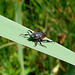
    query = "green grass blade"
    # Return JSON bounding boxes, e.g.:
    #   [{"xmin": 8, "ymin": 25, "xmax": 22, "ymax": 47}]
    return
[
  {"xmin": 14, "ymin": 0, "xmax": 25, "ymax": 75},
  {"xmin": 67, "ymin": 65, "xmax": 75, "ymax": 75},
  {"xmin": 0, "ymin": 15, "xmax": 75, "ymax": 66}
]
